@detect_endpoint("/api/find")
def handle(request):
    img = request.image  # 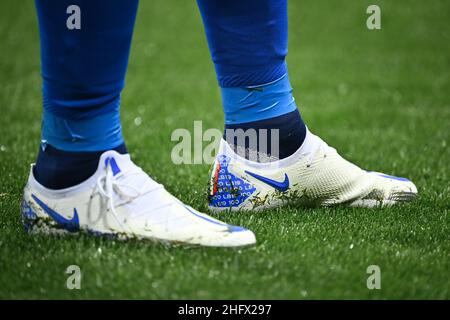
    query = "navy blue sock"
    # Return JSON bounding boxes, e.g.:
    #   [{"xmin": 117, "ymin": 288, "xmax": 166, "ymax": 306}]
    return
[
  {"xmin": 33, "ymin": 143, "xmax": 128, "ymax": 190},
  {"xmin": 225, "ymin": 110, "xmax": 306, "ymax": 160},
  {"xmin": 220, "ymin": 74, "xmax": 306, "ymax": 160}
]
